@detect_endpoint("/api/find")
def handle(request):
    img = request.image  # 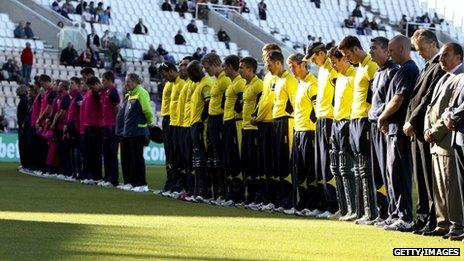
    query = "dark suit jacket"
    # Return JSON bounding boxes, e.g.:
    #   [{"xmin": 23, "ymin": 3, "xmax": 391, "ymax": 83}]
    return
[
  {"xmin": 86, "ymin": 34, "xmax": 100, "ymax": 48},
  {"xmin": 406, "ymin": 54, "xmax": 446, "ymax": 141},
  {"xmin": 133, "ymin": 23, "xmax": 148, "ymax": 35}
]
